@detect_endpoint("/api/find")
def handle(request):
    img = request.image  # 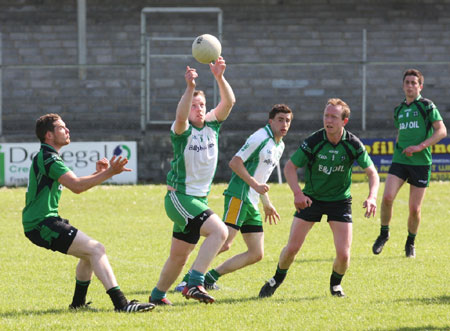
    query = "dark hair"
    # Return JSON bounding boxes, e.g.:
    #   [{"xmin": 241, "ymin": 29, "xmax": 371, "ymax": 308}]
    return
[
  {"xmin": 36, "ymin": 113, "xmax": 61, "ymax": 143},
  {"xmin": 269, "ymin": 104, "xmax": 293, "ymax": 120},
  {"xmin": 403, "ymin": 69, "xmax": 424, "ymax": 85},
  {"xmin": 325, "ymin": 98, "xmax": 351, "ymax": 120}
]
